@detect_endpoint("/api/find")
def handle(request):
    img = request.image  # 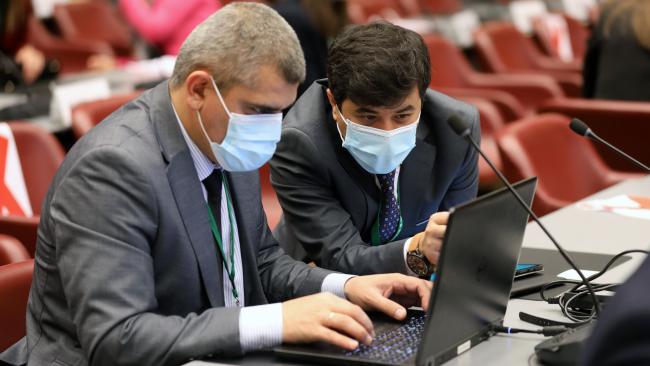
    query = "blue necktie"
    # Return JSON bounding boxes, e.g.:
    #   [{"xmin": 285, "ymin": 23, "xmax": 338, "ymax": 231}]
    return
[{"xmin": 377, "ymin": 170, "xmax": 400, "ymax": 243}]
